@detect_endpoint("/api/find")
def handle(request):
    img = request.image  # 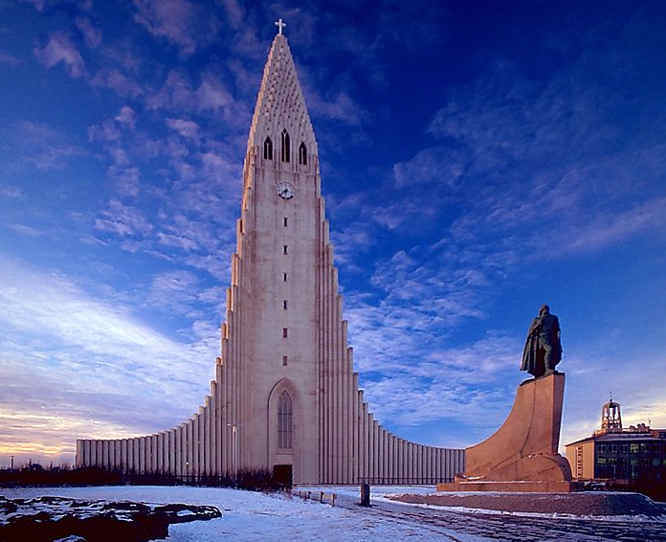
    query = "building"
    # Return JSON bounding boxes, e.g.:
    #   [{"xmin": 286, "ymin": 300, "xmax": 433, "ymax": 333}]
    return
[
  {"xmin": 75, "ymin": 24, "xmax": 464, "ymax": 485},
  {"xmin": 565, "ymin": 398, "xmax": 666, "ymax": 485}
]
